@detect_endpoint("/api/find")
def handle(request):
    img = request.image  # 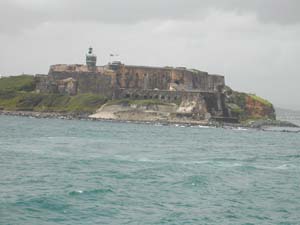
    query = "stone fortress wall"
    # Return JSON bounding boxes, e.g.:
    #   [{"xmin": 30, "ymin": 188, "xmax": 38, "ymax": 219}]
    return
[
  {"xmin": 41, "ymin": 63, "xmax": 225, "ymax": 96},
  {"xmin": 115, "ymin": 65, "xmax": 224, "ymax": 92},
  {"xmin": 36, "ymin": 48, "xmax": 227, "ymax": 118}
]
